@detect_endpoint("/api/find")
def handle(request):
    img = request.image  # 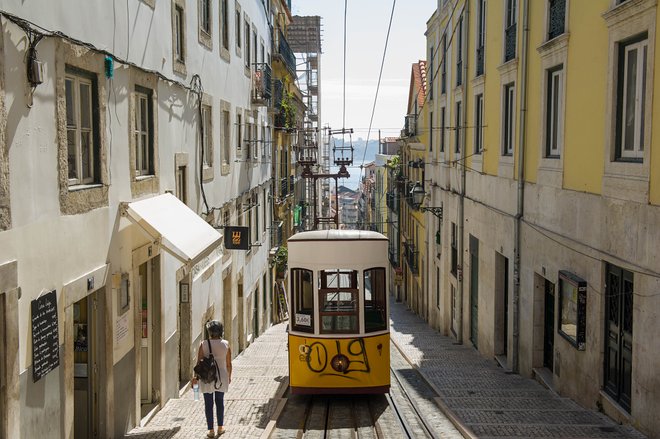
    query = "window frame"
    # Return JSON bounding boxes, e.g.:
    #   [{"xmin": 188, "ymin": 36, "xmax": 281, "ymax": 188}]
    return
[
  {"xmin": 221, "ymin": 101, "xmax": 231, "ymax": 173},
  {"xmin": 502, "ymin": 83, "xmax": 515, "ymax": 156},
  {"xmin": 220, "ymin": 0, "xmax": 230, "ymax": 56},
  {"xmin": 134, "ymin": 86, "xmax": 155, "ymax": 177},
  {"xmin": 545, "ymin": 66, "xmax": 564, "ymax": 158},
  {"xmin": 235, "ymin": 1, "xmax": 242, "ymax": 56},
  {"xmin": 202, "ymin": 103, "xmax": 213, "ymax": 168},
  {"xmin": 199, "ymin": 0, "xmax": 212, "ymax": 36},
  {"xmin": 474, "ymin": 93, "xmax": 484, "ymax": 155},
  {"xmin": 65, "ymin": 67, "xmax": 100, "ymax": 186},
  {"xmin": 174, "ymin": 4, "xmax": 185, "ymax": 62},
  {"xmin": 318, "ymin": 269, "xmax": 360, "ymax": 335},
  {"xmin": 454, "ymin": 101, "xmax": 462, "ymax": 155},
  {"xmin": 456, "ymin": 14, "xmax": 464, "ymax": 87},
  {"xmin": 291, "ymin": 268, "xmax": 315, "ymax": 333},
  {"xmin": 363, "ymin": 267, "xmax": 387, "ymax": 333}
]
